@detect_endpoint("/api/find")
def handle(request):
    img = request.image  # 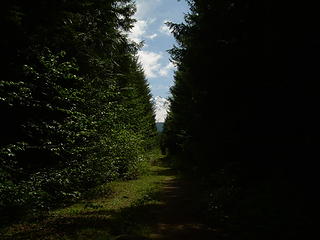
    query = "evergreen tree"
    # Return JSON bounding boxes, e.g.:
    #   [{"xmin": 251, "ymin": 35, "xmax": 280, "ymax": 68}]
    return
[
  {"xmin": 0, "ymin": 0, "xmax": 157, "ymax": 218},
  {"xmin": 163, "ymin": 0, "xmax": 319, "ymax": 238}
]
